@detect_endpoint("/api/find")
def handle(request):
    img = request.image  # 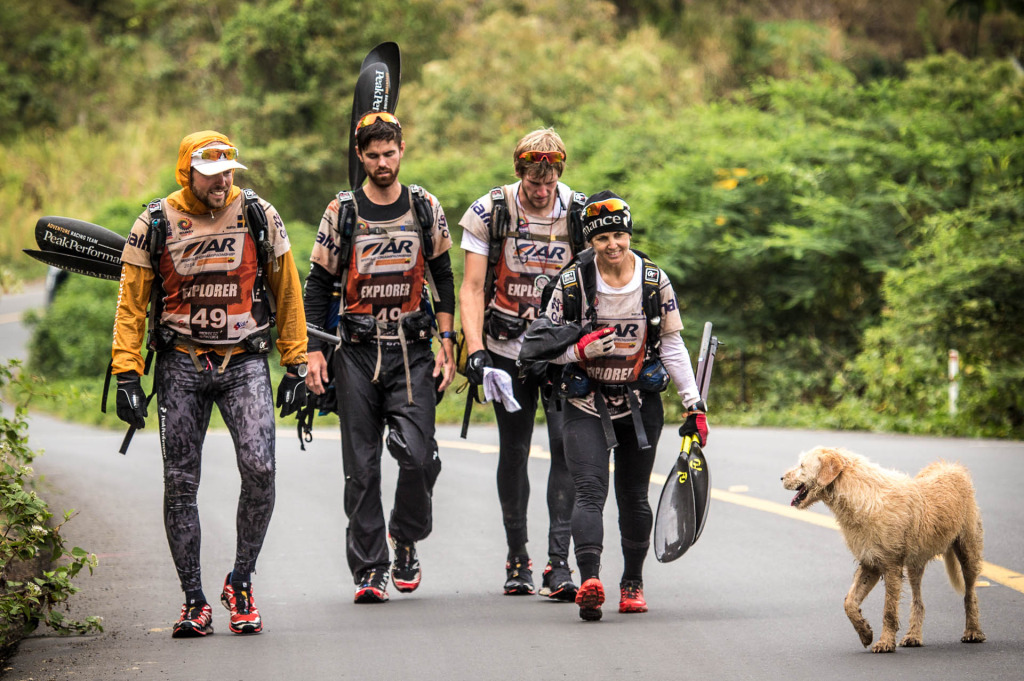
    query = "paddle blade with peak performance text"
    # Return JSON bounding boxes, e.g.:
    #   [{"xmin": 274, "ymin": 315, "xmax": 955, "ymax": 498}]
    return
[{"xmin": 348, "ymin": 42, "xmax": 401, "ymax": 190}]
